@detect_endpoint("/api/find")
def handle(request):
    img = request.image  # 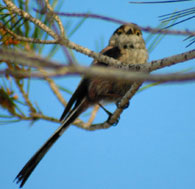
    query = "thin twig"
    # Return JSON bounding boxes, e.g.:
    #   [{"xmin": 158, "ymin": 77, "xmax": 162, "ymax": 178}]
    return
[
  {"xmin": 0, "ymin": 22, "xmax": 57, "ymax": 44},
  {"xmin": 3, "ymin": 65, "xmax": 195, "ymax": 82},
  {"xmin": 54, "ymin": 12, "xmax": 195, "ymax": 36},
  {"xmin": 44, "ymin": 0, "xmax": 65, "ymax": 36},
  {"xmin": 82, "ymin": 104, "xmax": 100, "ymax": 128},
  {"xmin": 39, "ymin": 68, "xmax": 67, "ymax": 106},
  {"xmin": 16, "ymin": 81, "xmax": 37, "ymax": 113}
]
